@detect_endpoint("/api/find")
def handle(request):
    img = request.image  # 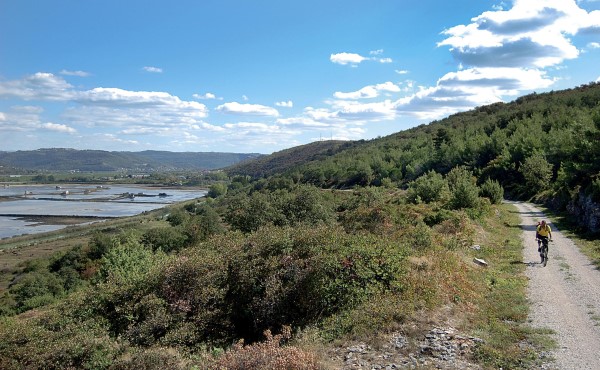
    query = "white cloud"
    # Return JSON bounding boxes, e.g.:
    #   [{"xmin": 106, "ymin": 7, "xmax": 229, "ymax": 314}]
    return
[
  {"xmin": 330, "ymin": 52, "xmax": 368, "ymax": 65},
  {"xmin": 275, "ymin": 100, "xmax": 293, "ymax": 108},
  {"xmin": 588, "ymin": 42, "xmax": 600, "ymax": 48},
  {"xmin": 331, "ymin": 51, "xmax": 393, "ymax": 66},
  {"xmin": 60, "ymin": 70, "xmax": 90, "ymax": 77},
  {"xmin": 216, "ymin": 102, "xmax": 279, "ymax": 117},
  {"xmin": 220, "ymin": 121, "xmax": 301, "ymax": 147},
  {"xmin": 327, "ymin": 99, "xmax": 397, "ymax": 121},
  {"xmin": 193, "ymin": 92, "xmax": 219, "ymax": 100},
  {"xmin": 438, "ymin": 0, "xmax": 600, "ymax": 69},
  {"xmin": 392, "ymin": 66, "xmax": 555, "ymax": 120},
  {"xmin": 79, "ymin": 87, "xmax": 207, "ymax": 111},
  {"xmin": 0, "ymin": 73, "xmax": 214, "ymax": 141},
  {"xmin": 97, "ymin": 133, "xmax": 140, "ymax": 145},
  {"xmin": 0, "ymin": 72, "xmax": 75, "ymax": 101},
  {"xmin": 42, "ymin": 122, "xmax": 76, "ymax": 133},
  {"xmin": 0, "ymin": 105, "xmax": 77, "ymax": 134},
  {"xmin": 334, "ymin": 82, "xmax": 400, "ymax": 99},
  {"xmin": 143, "ymin": 66, "xmax": 163, "ymax": 73},
  {"xmin": 395, "ymin": 69, "xmax": 409, "ymax": 75}
]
